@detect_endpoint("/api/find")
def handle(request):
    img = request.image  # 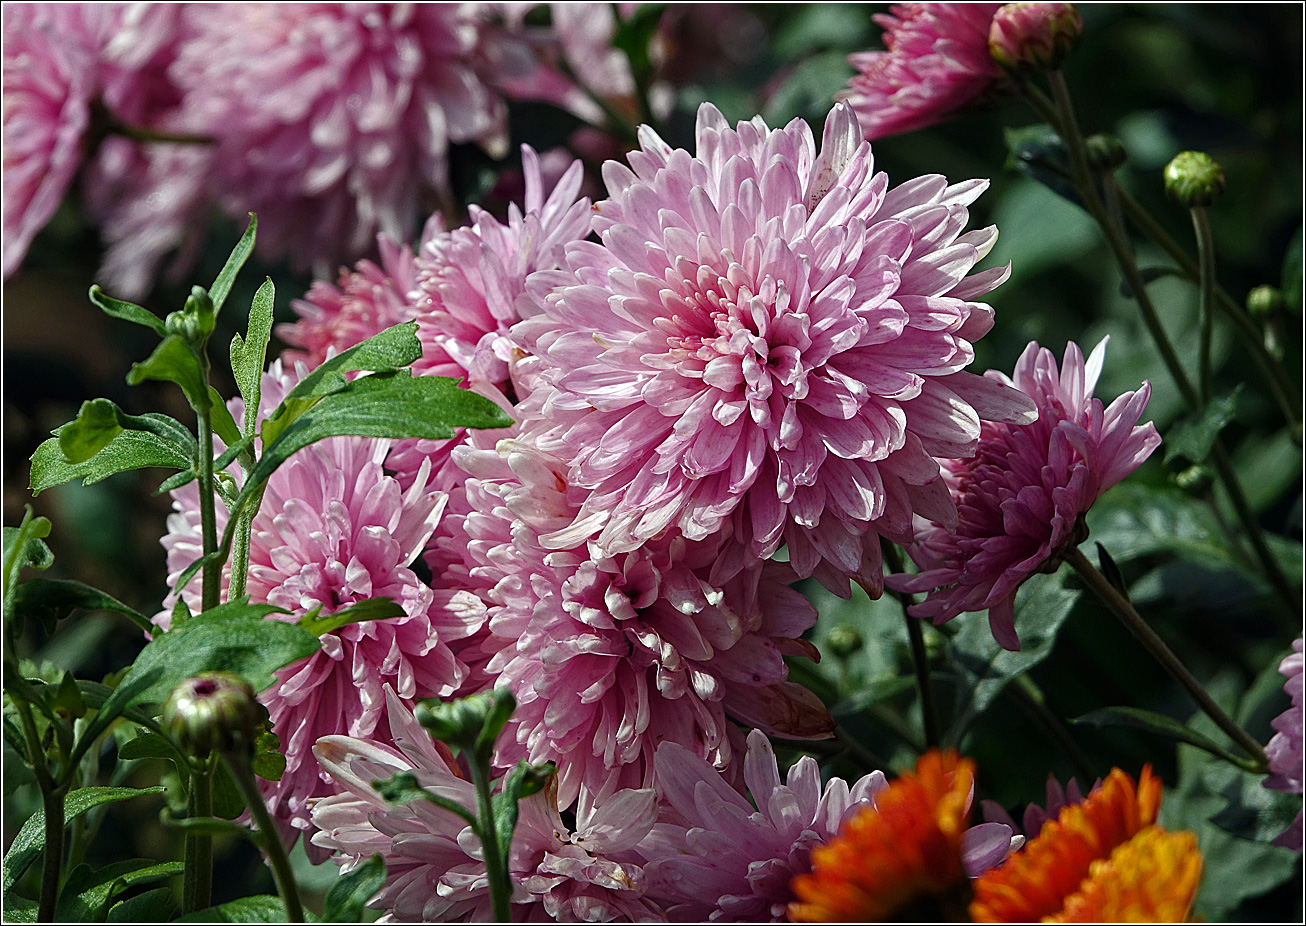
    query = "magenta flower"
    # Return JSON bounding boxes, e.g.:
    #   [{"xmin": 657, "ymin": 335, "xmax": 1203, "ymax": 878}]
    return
[
  {"xmin": 427, "ymin": 436, "xmax": 831, "ymax": 810},
  {"xmin": 168, "ymin": 3, "xmax": 528, "ymax": 273},
  {"xmin": 888, "ymin": 338, "xmax": 1162, "ymax": 650},
  {"xmin": 311, "ymin": 687, "xmax": 666, "ymax": 921},
  {"xmin": 515, "ymin": 101, "xmax": 1034, "ymax": 595},
  {"xmin": 158, "ymin": 362, "xmax": 476, "ymax": 846},
  {"xmin": 981, "ymin": 773, "xmax": 1097, "ymax": 841},
  {"xmin": 839, "ymin": 3, "xmax": 1007, "ymax": 141},
  {"xmin": 2, "ymin": 4, "xmax": 102, "ymax": 277},
  {"xmin": 1265, "ymin": 636, "xmax": 1304, "ymax": 851}
]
